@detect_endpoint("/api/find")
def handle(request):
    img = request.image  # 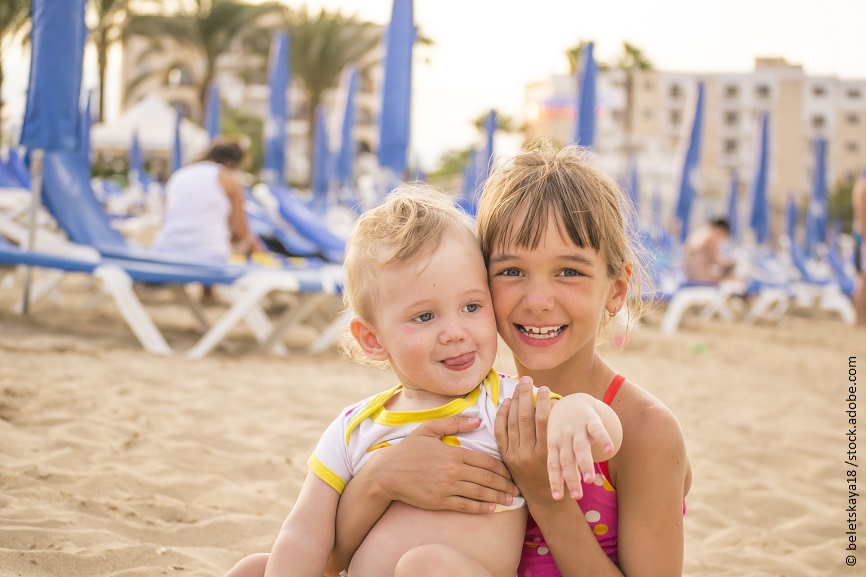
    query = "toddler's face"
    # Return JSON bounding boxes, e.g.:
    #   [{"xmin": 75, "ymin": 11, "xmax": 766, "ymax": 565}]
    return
[{"xmin": 370, "ymin": 233, "xmax": 498, "ymax": 401}]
